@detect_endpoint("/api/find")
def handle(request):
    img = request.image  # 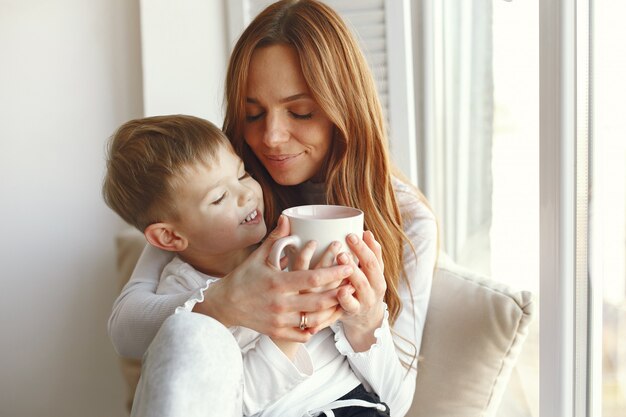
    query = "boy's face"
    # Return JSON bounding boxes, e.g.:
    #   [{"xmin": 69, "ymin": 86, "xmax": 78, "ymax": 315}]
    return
[{"xmin": 171, "ymin": 145, "xmax": 266, "ymax": 256}]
